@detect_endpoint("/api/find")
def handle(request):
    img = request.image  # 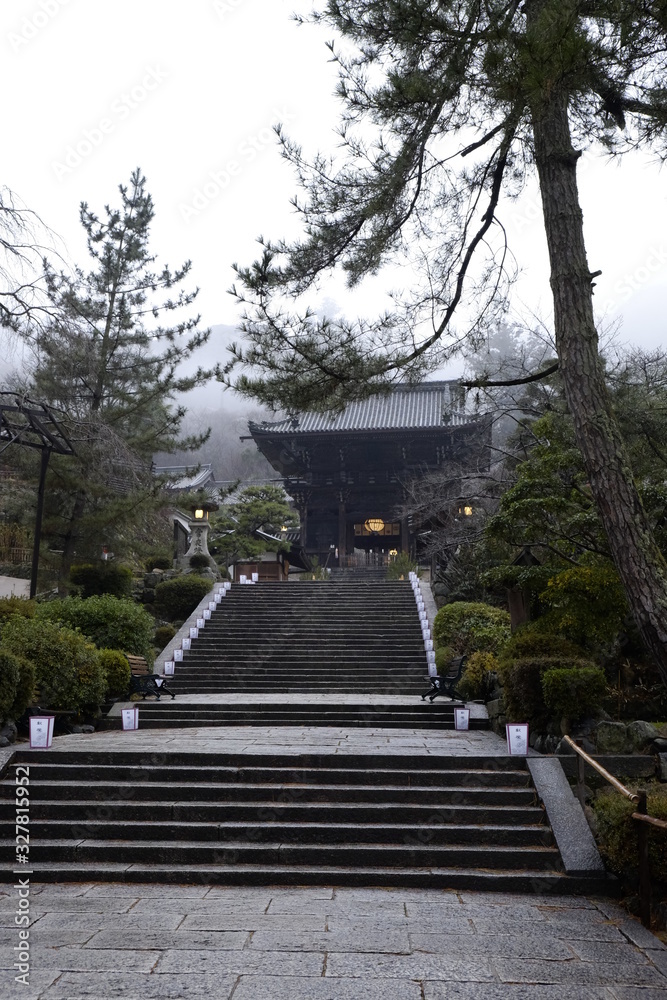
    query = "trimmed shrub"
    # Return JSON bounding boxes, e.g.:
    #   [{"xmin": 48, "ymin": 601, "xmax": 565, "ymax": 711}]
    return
[
  {"xmin": 0, "ymin": 649, "xmax": 20, "ymax": 717},
  {"xmin": 434, "ymin": 646, "xmax": 455, "ymax": 674},
  {"xmin": 593, "ymin": 785, "xmax": 667, "ymax": 882},
  {"xmin": 153, "ymin": 624, "xmax": 176, "ymax": 649},
  {"xmin": 146, "ymin": 553, "xmax": 172, "ymax": 571},
  {"xmin": 9, "ymin": 655, "xmax": 36, "ymax": 720},
  {"xmin": 189, "ymin": 554, "xmax": 211, "ymax": 571},
  {"xmin": 154, "ymin": 575, "xmax": 212, "ymax": 620},
  {"xmin": 69, "ymin": 563, "xmax": 133, "ymax": 599},
  {"xmin": 498, "ymin": 623, "xmax": 586, "ymax": 665},
  {"xmin": 98, "ymin": 648, "xmax": 131, "ymax": 697},
  {"xmin": 433, "ymin": 602, "xmax": 511, "ymax": 656},
  {"xmin": 541, "ymin": 665, "xmax": 607, "ymax": 723},
  {"xmin": 458, "ymin": 651, "xmax": 498, "ymax": 701},
  {"xmin": 499, "ymin": 654, "xmax": 598, "ymax": 728},
  {"xmin": 36, "ymin": 595, "xmax": 155, "ymax": 665},
  {"xmin": 0, "ymin": 596, "xmax": 35, "ymax": 623},
  {"xmin": 1, "ymin": 616, "xmax": 106, "ymax": 713}
]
